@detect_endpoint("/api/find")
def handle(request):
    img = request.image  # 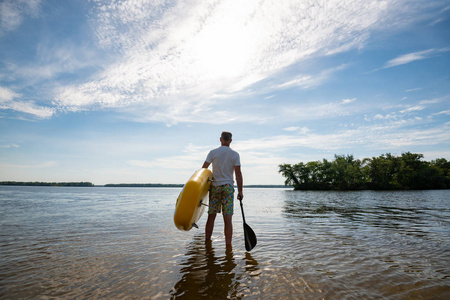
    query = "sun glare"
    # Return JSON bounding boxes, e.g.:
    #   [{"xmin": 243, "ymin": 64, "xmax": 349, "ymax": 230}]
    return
[
  {"xmin": 192, "ymin": 23, "xmax": 252, "ymax": 80},
  {"xmin": 184, "ymin": 3, "xmax": 263, "ymax": 84}
]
